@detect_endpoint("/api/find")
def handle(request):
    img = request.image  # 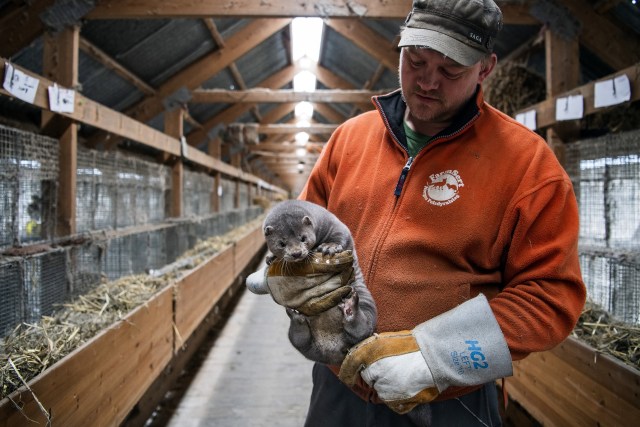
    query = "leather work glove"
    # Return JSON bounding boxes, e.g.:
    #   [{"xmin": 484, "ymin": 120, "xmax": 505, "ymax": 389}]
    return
[
  {"xmin": 245, "ymin": 250, "xmax": 355, "ymax": 316},
  {"xmin": 339, "ymin": 294, "xmax": 513, "ymax": 414}
]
